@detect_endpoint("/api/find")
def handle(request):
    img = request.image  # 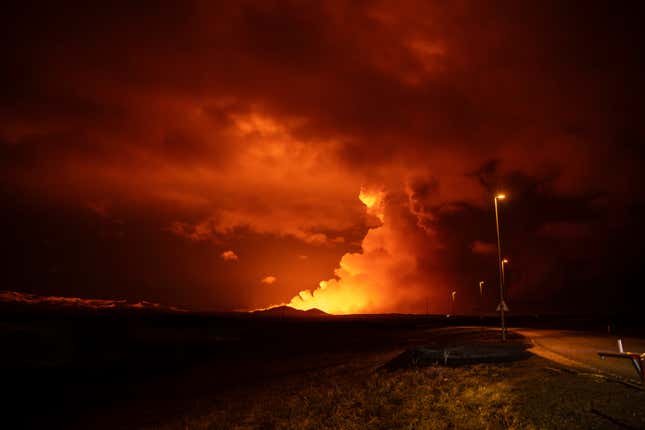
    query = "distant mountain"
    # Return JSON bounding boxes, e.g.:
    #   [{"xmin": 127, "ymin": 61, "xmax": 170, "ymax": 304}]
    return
[
  {"xmin": 252, "ymin": 305, "xmax": 329, "ymax": 317},
  {"xmin": 0, "ymin": 290, "xmax": 186, "ymax": 313}
]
